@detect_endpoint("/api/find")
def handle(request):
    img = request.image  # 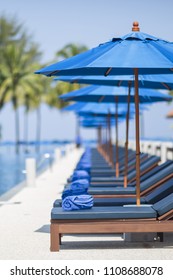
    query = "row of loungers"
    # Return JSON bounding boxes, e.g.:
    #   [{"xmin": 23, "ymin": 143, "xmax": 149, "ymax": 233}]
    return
[{"xmin": 50, "ymin": 147, "xmax": 173, "ymax": 252}]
